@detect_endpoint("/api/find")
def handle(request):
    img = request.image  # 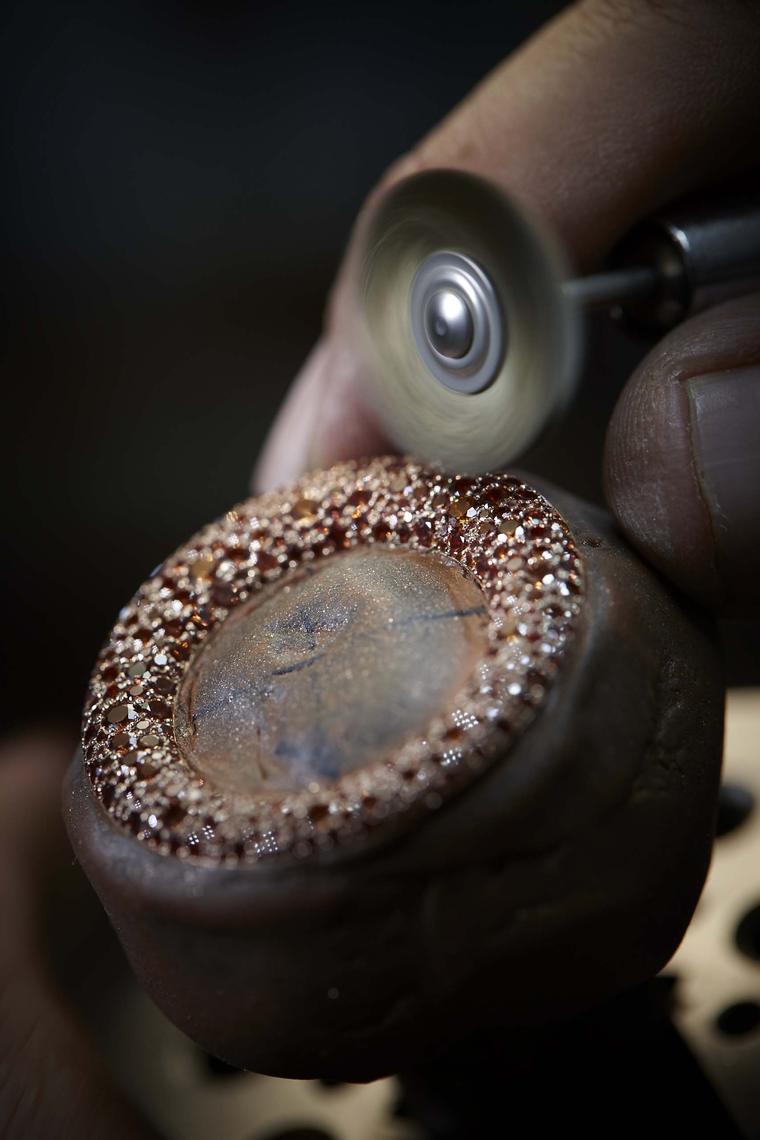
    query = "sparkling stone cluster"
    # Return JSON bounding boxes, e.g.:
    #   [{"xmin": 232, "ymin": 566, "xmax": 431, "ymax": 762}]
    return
[{"xmin": 81, "ymin": 457, "xmax": 584, "ymax": 864}]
